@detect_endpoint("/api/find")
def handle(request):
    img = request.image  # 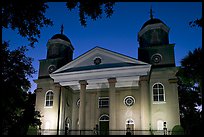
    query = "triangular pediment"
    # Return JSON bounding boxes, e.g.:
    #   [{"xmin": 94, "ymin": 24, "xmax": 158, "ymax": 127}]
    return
[{"xmin": 54, "ymin": 46, "xmax": 148, "ymax": 73}]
